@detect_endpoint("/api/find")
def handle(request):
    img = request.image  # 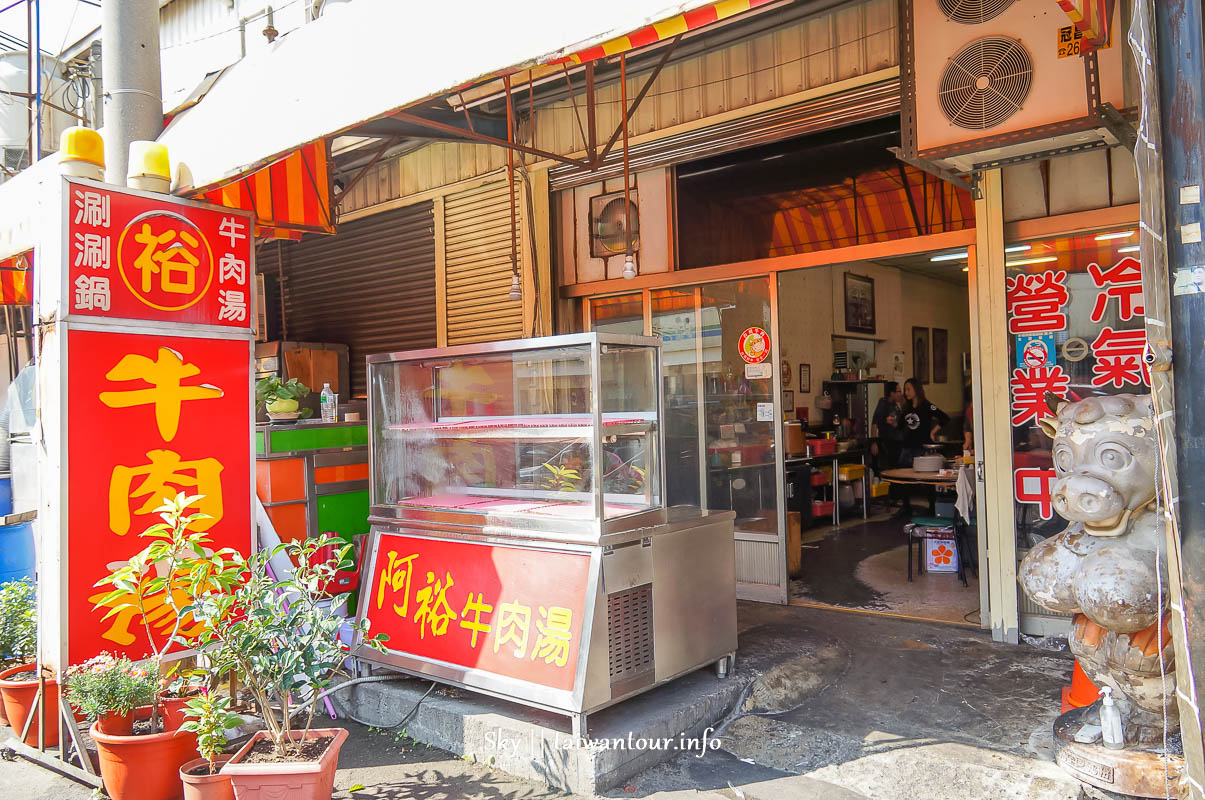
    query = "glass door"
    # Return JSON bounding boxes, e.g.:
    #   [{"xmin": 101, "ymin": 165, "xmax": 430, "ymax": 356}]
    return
[{"xmin": 698, "ymin": 278, "xmax": 785, "ymax": 602}]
